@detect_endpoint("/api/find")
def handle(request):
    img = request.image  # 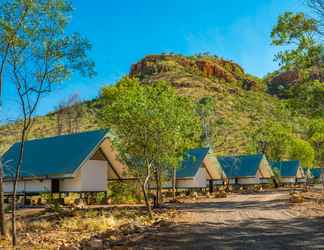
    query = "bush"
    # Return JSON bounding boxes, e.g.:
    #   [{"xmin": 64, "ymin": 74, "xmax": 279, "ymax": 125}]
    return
[{"xmin": 108, "ymin": 181, "xmax": 142, "ymax": 204}]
